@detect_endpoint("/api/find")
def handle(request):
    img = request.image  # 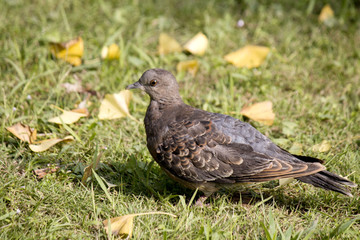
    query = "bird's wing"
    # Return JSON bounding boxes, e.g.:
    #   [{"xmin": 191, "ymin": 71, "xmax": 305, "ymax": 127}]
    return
[{"xmin": 156, "ymin": 116, "xmax": 325, "ymax": 184}]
